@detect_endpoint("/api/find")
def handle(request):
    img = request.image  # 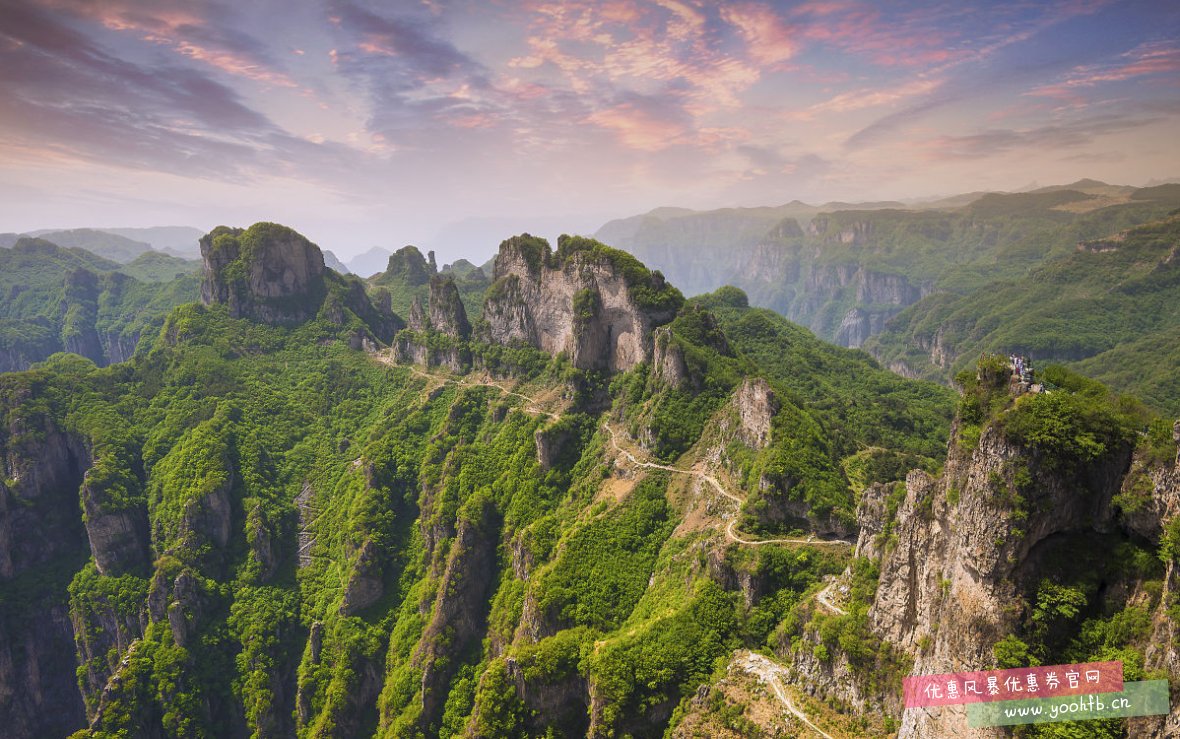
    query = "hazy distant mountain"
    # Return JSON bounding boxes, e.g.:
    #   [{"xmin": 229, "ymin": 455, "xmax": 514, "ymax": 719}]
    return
[
  {"xmin": 25, "ymin": 228, "xmax": 154, "ymax": 263},
  {"xmin": 0, "ymin": 237, "xmax": 198, "ymax": 371},
  {"xmin": 101, "ymin": 226, "xmax": 204, "ymax": 258},
  {"xmin": 0, "ymin": 233, "xmax": 19, "ymax": 248},
  {"xmin": 347, "ymin": 246, "xmax": 394, "ymax": 277},
  {"xmin": 322, "ymin": 249, "xmax": 351, "ymax": 274},
  {"xmin": 118, "ymin": 251, "xmax": 202, "ymax": 282},
  {"xmin": 593, "ymin": 199, "xmax": 910, "ymax": 297},
  {"xmin": 593, "ymin": 181, "xmax": 1180, "ymax": 369}
]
